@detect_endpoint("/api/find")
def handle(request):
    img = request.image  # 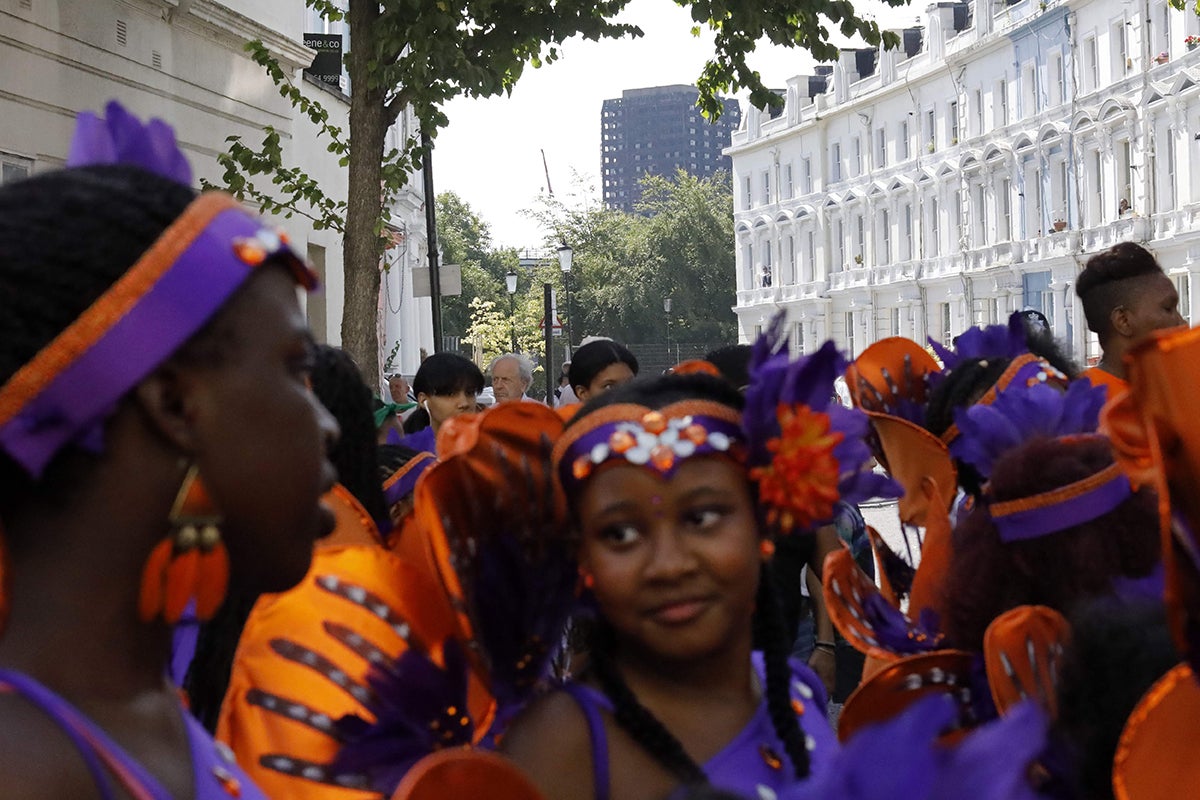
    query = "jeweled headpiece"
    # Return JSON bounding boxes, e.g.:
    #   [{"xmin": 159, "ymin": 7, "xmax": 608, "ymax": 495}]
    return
[
  {"xmin": 0, "ymin": 101, "xmax": 316, "ymax": 476},
  {"xmin": 551, "ymin": 400, "xmax": 744, "ymax": 497}
]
